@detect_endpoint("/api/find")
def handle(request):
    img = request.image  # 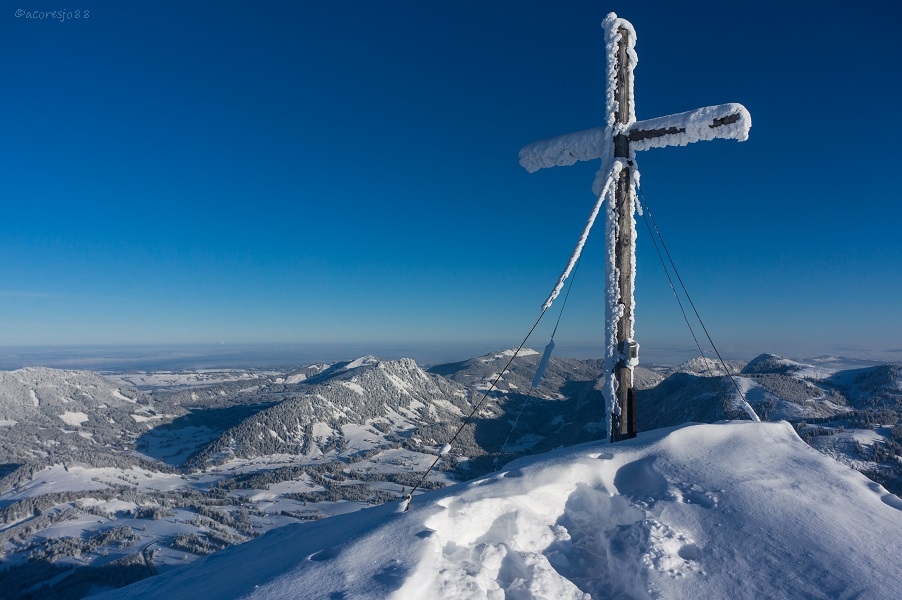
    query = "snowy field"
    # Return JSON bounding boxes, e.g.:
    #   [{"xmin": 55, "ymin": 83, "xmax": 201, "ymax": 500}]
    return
[
  {"xmin": 103, "ymin": 369, "xmax": 281, "ymax": 392},
  {"xmin": 2, "ymin": 350, "xmax": 901, "ymax": 599},
  {"xmin": 96, "ymin": 421, "xmax": 902, "ymax": 600}
]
